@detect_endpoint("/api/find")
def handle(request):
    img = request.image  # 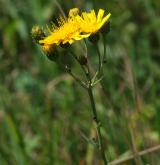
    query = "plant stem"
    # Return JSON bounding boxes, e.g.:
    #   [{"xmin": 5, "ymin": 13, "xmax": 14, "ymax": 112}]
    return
[
  {"xmin": 86, "ymin": 68, "xmax": 108, "ymax": 165},
  {"xmin": 87, "ymin": 85, "xmax": 108, "ymax": 165},
  {"xmin": 96, "ymin": 44, "xmax": 102, "ymax": 74},
  {"xmin": 68, "ymin": 48, "xmax": 108, "ymax": 164}
]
